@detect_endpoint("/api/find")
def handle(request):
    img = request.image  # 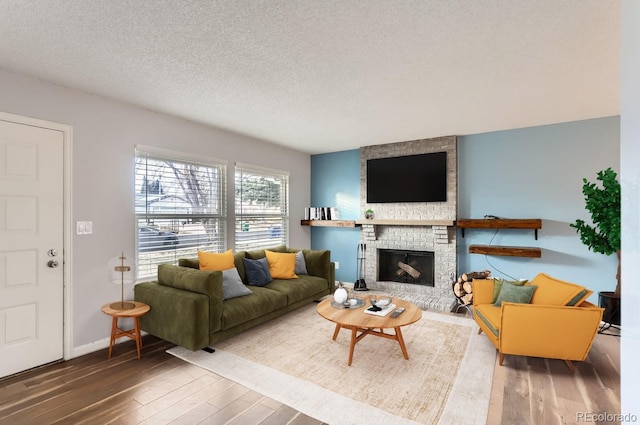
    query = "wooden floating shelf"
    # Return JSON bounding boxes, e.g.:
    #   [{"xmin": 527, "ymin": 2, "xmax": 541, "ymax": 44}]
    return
[
  {"xmin": 355, "ymin": 219, "xmax": 455, "ymax": 226},
  {"xmin": 456, "ymin": 218, "xmax": 542, "ymax": 239},
  {"xmin": 300, "ymin": 220, "xmax": 360, "ymax": 227},
  {"xmin": 469, "ymin": 245, "xmax": 542, "ymax": 258}
]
